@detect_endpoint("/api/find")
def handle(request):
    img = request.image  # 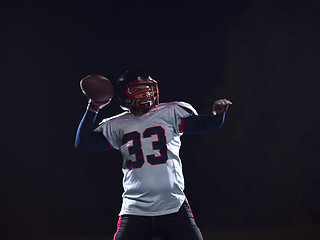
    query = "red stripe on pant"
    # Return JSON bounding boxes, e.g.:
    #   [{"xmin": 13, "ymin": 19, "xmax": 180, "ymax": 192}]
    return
[
  {"xmin": 113, "ymin": 215, "xmax": 123, "ymax": 240},
  {"xmin": 185, "ymin": 199, "xmax": 204, "ymax": 240}
]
